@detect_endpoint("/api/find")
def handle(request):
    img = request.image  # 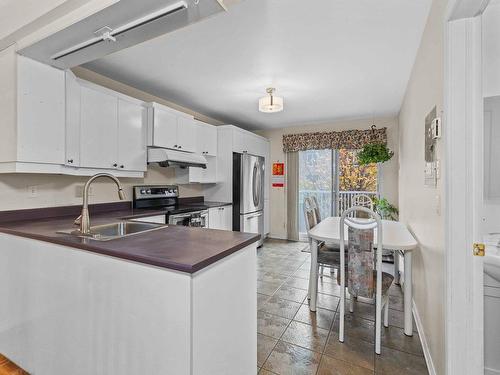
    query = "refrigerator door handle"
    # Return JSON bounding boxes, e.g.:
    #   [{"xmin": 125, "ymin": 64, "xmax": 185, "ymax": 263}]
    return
[
  {"xmin": 245, "ymin": 212, "xmax": 263, "ymax": 220},
  {"xmin": 252, "ymin": 162, "xmax": 259, "ymax": 206}
]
